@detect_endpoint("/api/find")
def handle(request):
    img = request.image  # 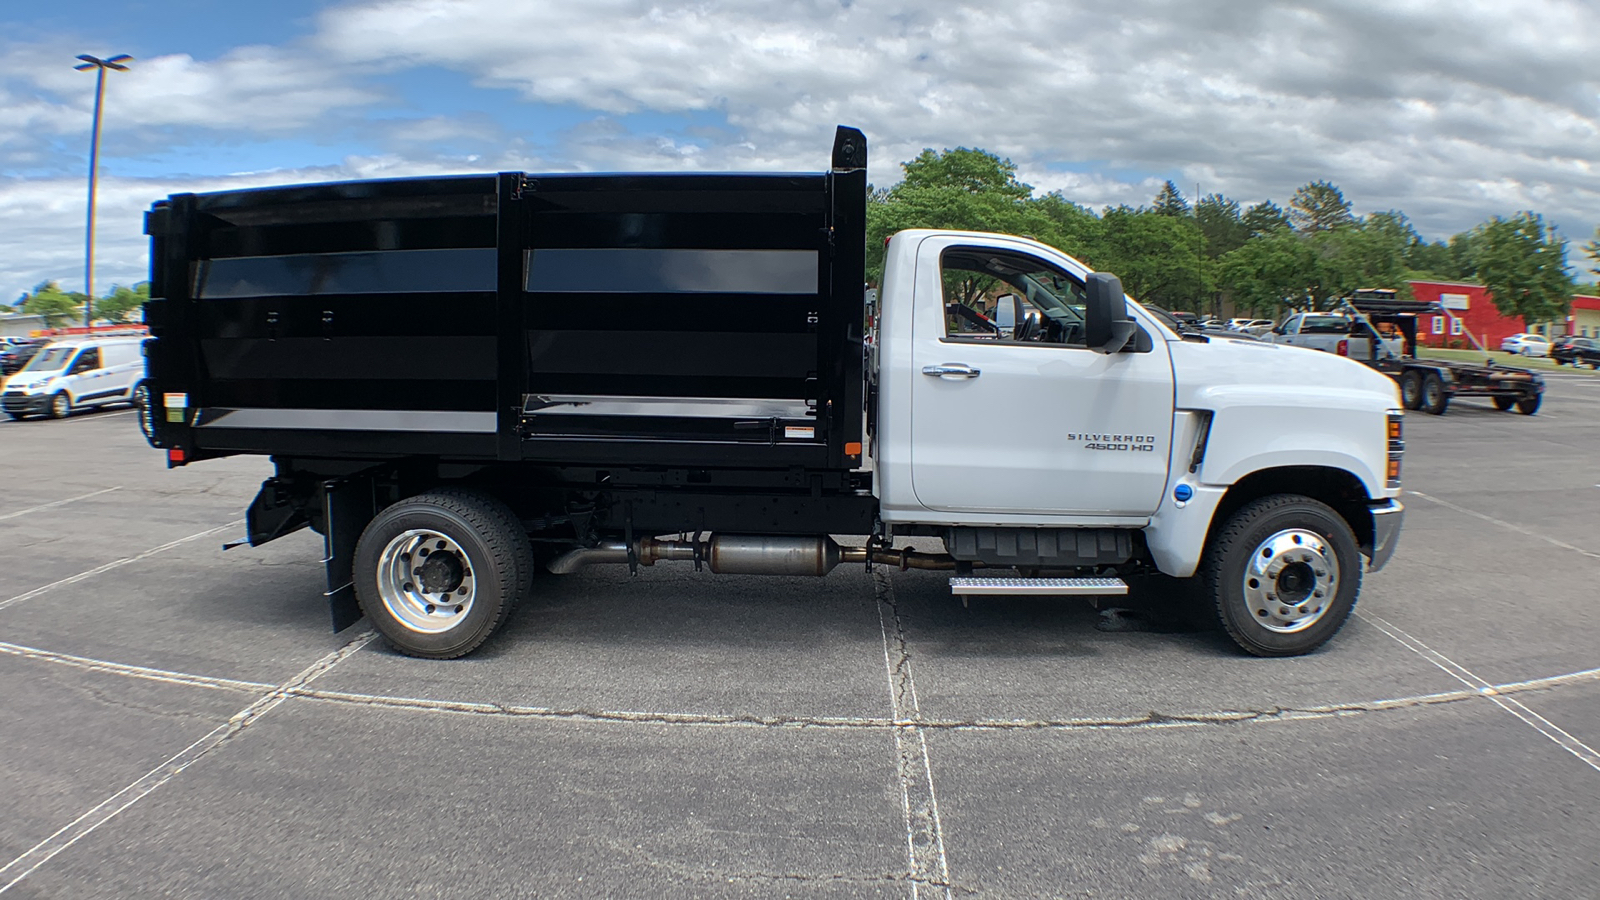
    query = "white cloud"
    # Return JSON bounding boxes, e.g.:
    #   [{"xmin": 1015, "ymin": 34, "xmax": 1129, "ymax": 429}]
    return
[{"xmin": 4, "ymin": 0, "xmax": 1600, "ymax": 301}]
